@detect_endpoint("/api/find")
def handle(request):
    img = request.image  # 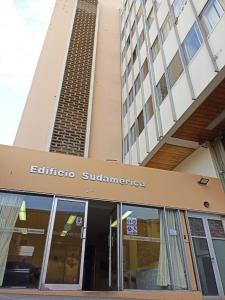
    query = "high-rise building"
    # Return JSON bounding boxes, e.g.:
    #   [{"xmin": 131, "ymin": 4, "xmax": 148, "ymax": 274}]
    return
[
  {"xmin": 0, "ymin": 0, "xmax": 225, "ymax": 299},
  {"xmin": 120, "ymin": 0, "xmax": 225, "ymax": 189}
]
